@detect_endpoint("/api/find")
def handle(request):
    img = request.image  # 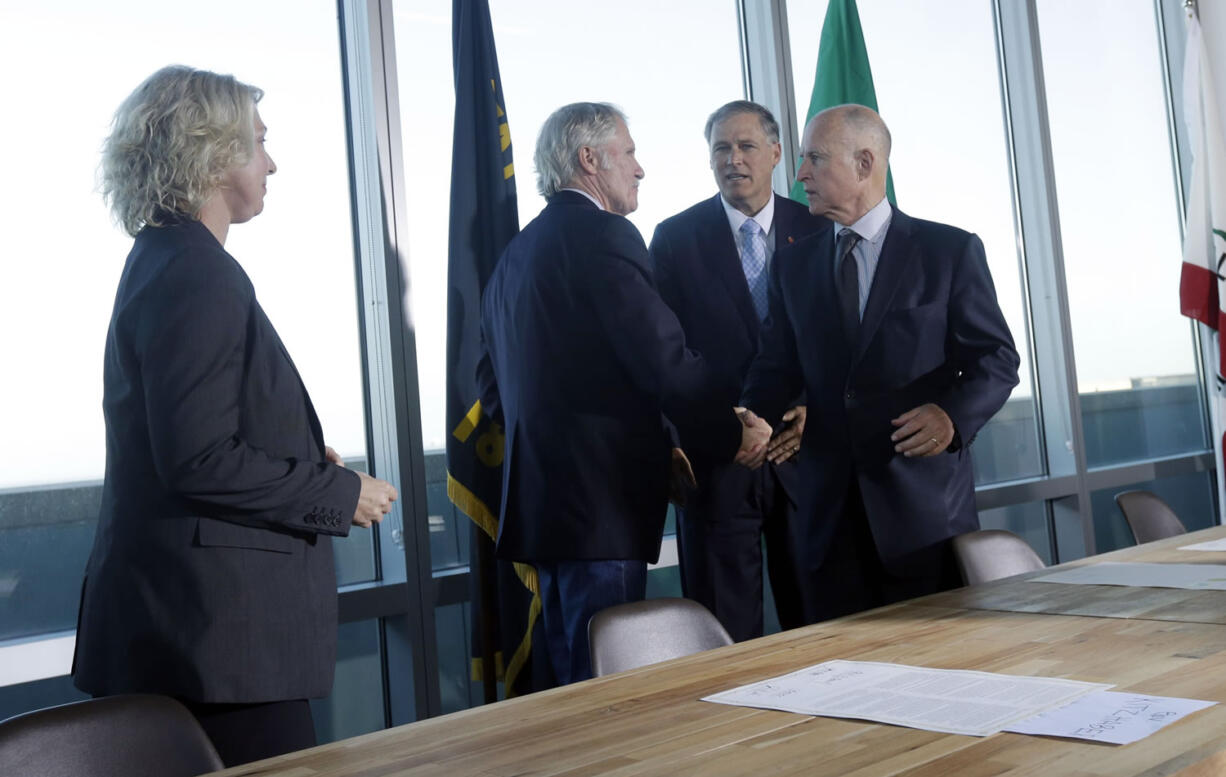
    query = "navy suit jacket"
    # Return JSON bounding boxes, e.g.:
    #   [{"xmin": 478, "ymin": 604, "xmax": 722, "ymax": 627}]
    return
[
  {"xmin": 74, "ymin": 218, "xmax": 360, "ymax": 704},
  {"xmin": 649, "ymin": 193, "xmax": 827, "ymax": 498},
  {"xmin": 742, "ymin": 208, "xmax": 1019, "ymax": 568},
  {"xmin": 479, "ymin": 191, "xmax": 740, "ymax": 563}
]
